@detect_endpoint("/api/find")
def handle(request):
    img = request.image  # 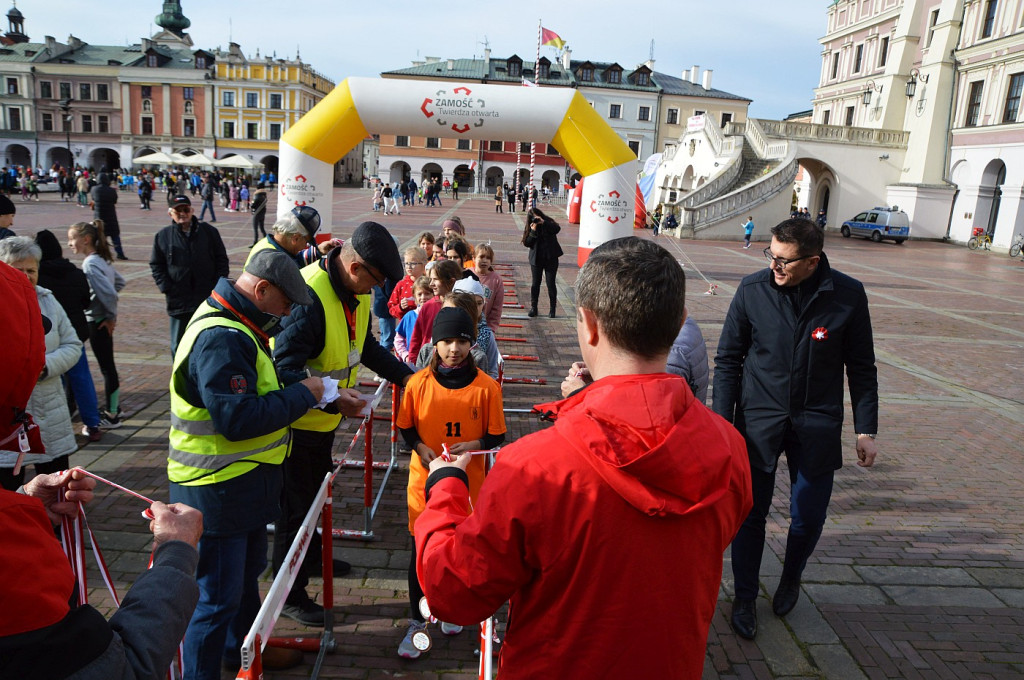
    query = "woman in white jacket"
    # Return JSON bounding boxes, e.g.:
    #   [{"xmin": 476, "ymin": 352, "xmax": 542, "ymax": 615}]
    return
[{"xmin": 0, "ymin": 237, "xmax": 82, "ymax": 490}]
